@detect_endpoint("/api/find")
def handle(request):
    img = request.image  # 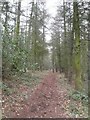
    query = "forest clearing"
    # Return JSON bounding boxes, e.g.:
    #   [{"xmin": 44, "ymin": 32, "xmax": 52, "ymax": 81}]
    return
[{"xmin": 0, "ymin": 0, "xmax": 89, "ymax": 119}]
